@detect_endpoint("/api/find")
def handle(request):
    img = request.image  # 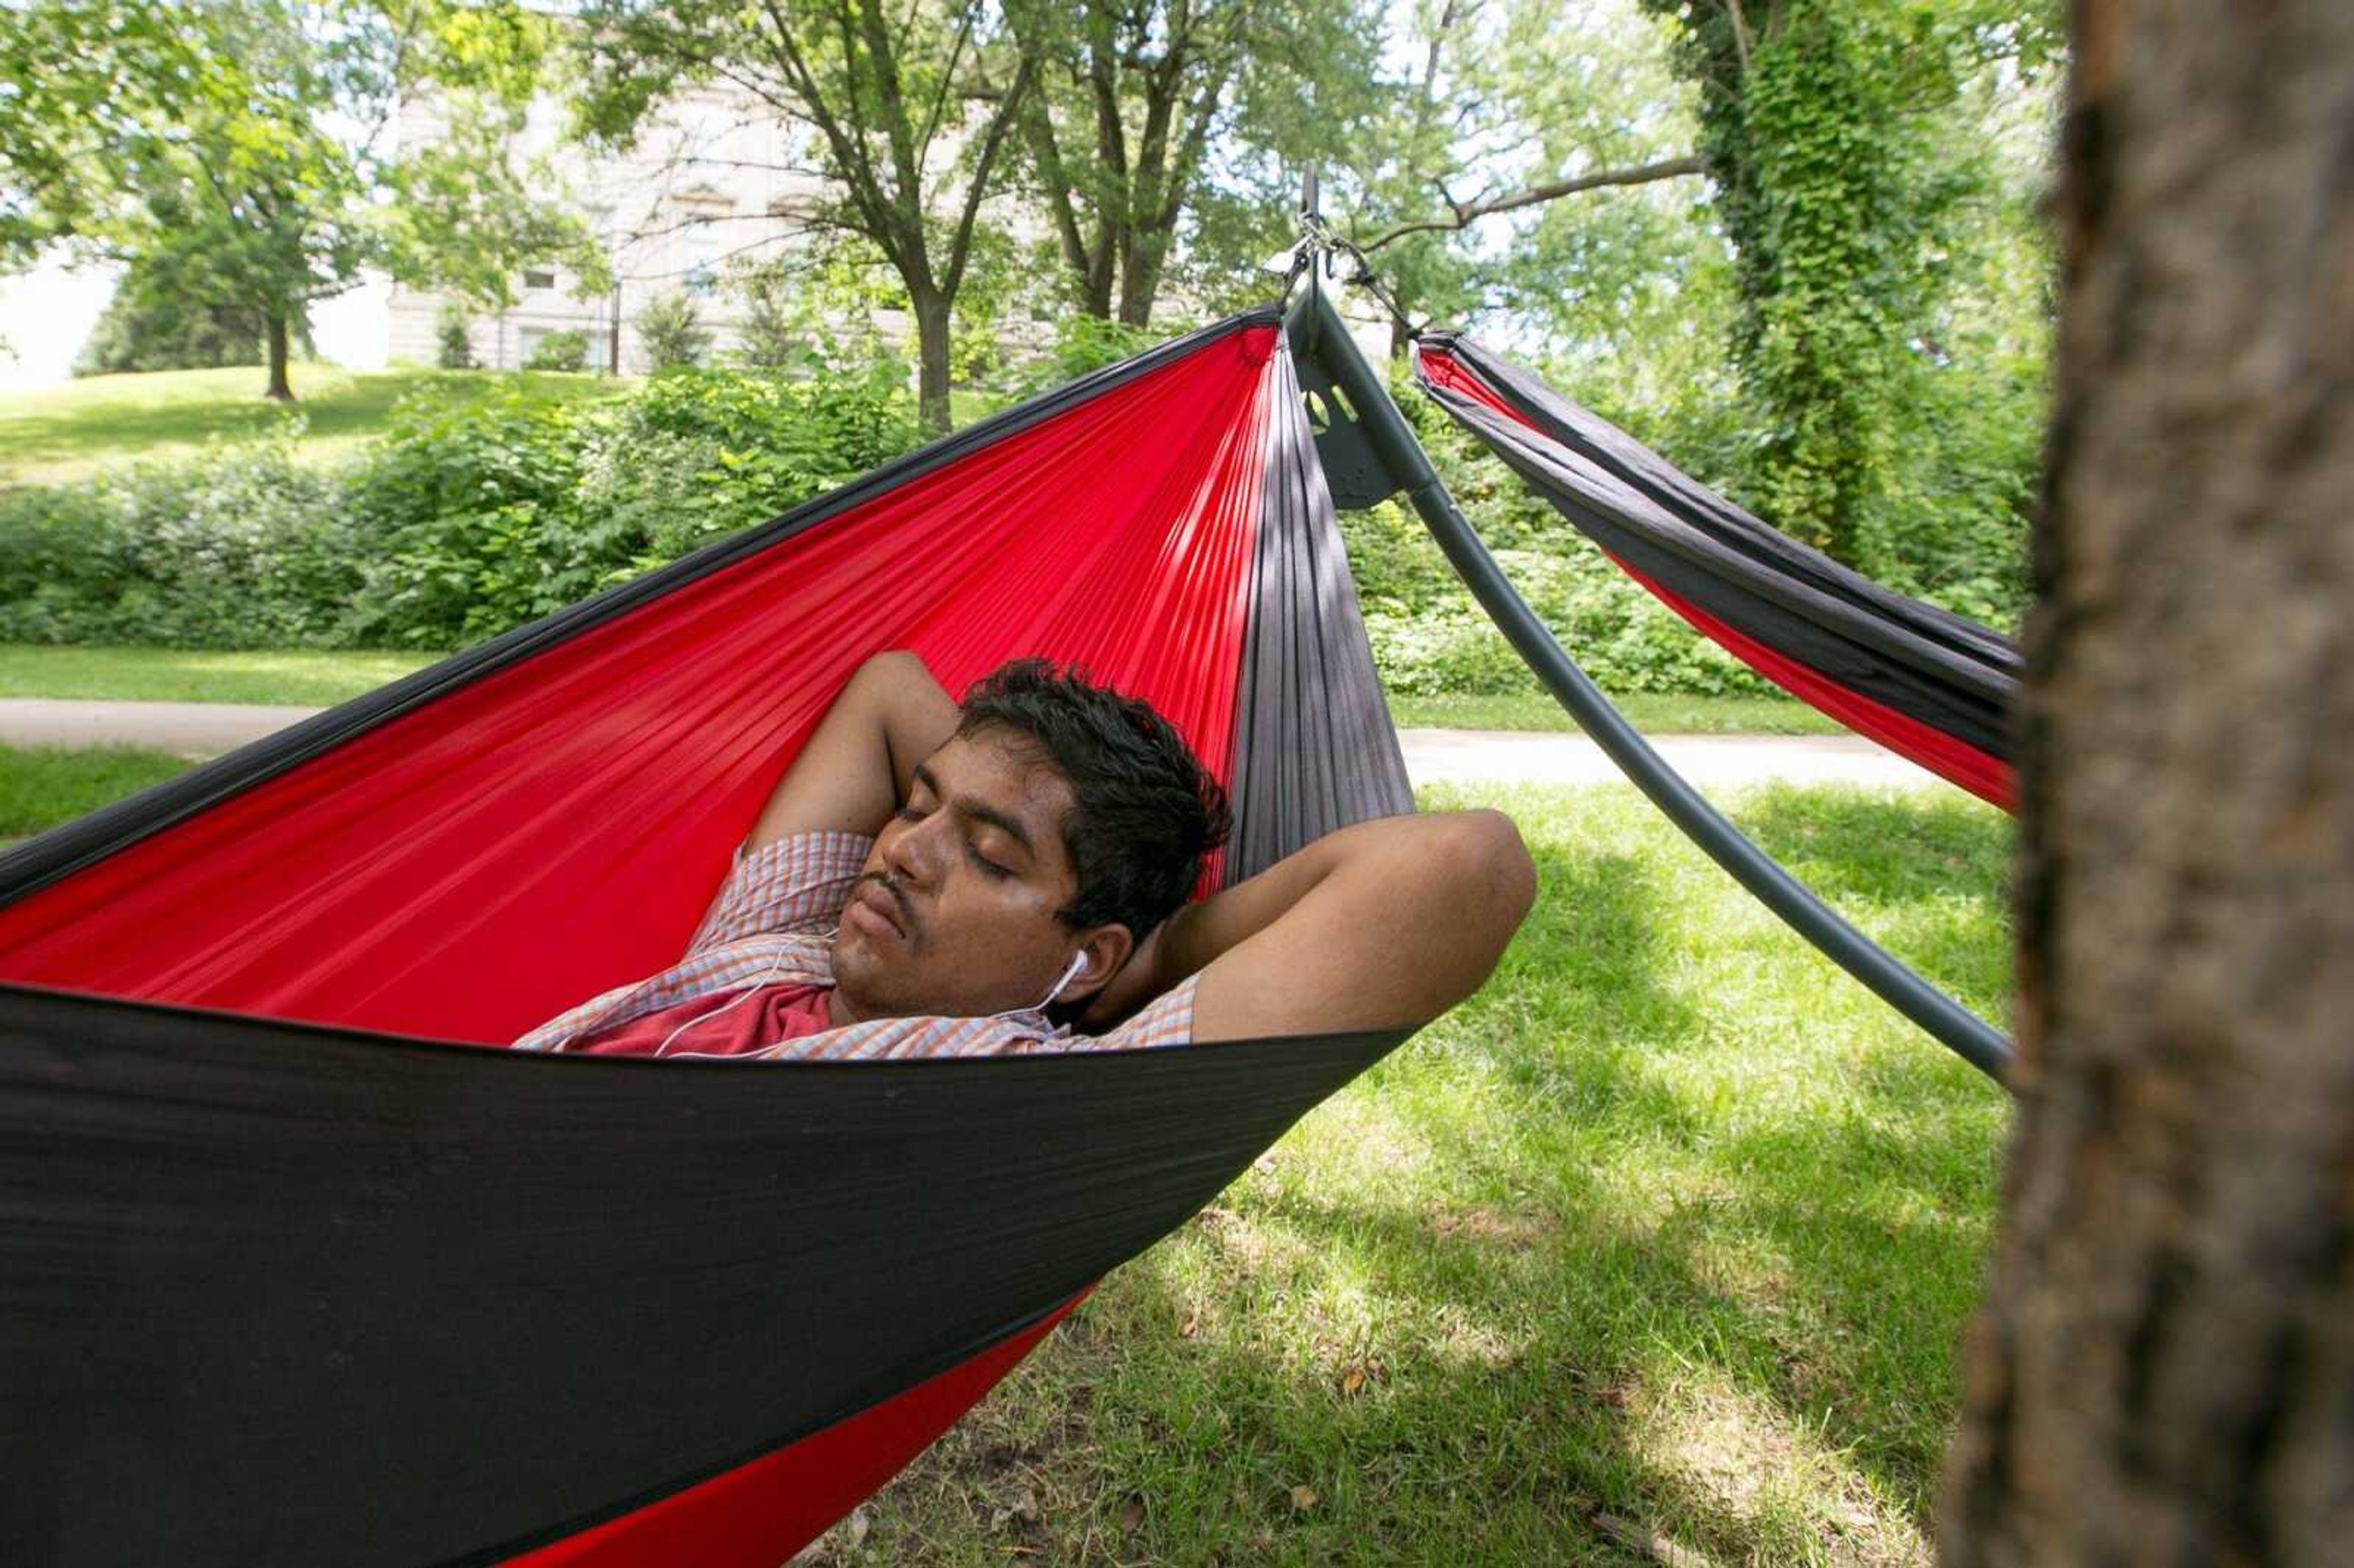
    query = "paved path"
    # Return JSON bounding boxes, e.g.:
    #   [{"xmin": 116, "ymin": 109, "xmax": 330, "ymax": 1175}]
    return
[
  {"xmin": 0, "ymin": 699, "xmax": 325, "ymax": 757},
  {"xmin": 1396, "ymin": 727, "xmax": 1950, "ymax": 791},
  {"xmin": 0, "ymin": 698, "xmax": 1954, "ymax": 791}
]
